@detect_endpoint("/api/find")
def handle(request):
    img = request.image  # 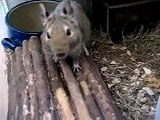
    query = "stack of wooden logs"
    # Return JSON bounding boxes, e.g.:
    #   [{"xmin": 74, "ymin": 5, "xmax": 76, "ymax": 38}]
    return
[{"xmin": 7, "ymin": 36, "xmax": 122, "ymax": 120}]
